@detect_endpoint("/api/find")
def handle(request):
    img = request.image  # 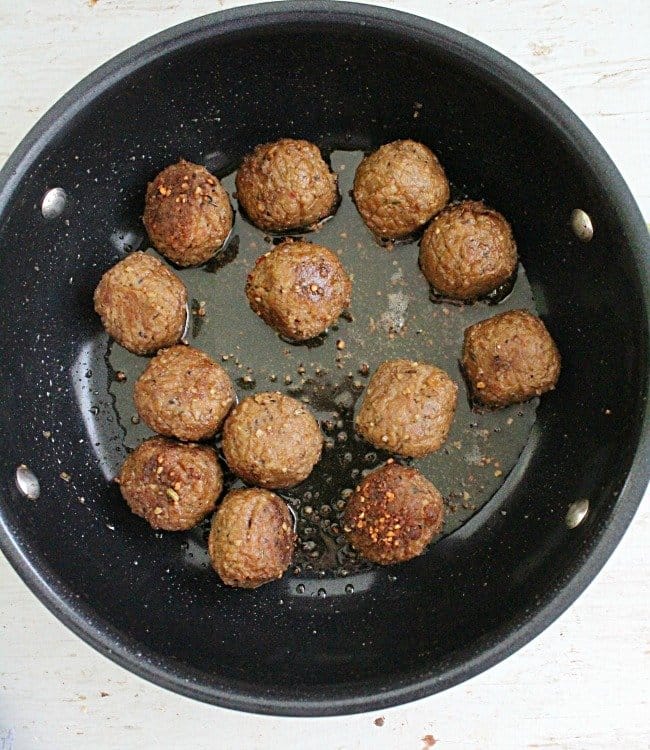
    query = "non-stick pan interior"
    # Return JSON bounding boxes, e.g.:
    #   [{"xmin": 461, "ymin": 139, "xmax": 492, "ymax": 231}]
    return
[{"xmin": 0, "ymin": 3, "xmax": 648, "ymax": 715}]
